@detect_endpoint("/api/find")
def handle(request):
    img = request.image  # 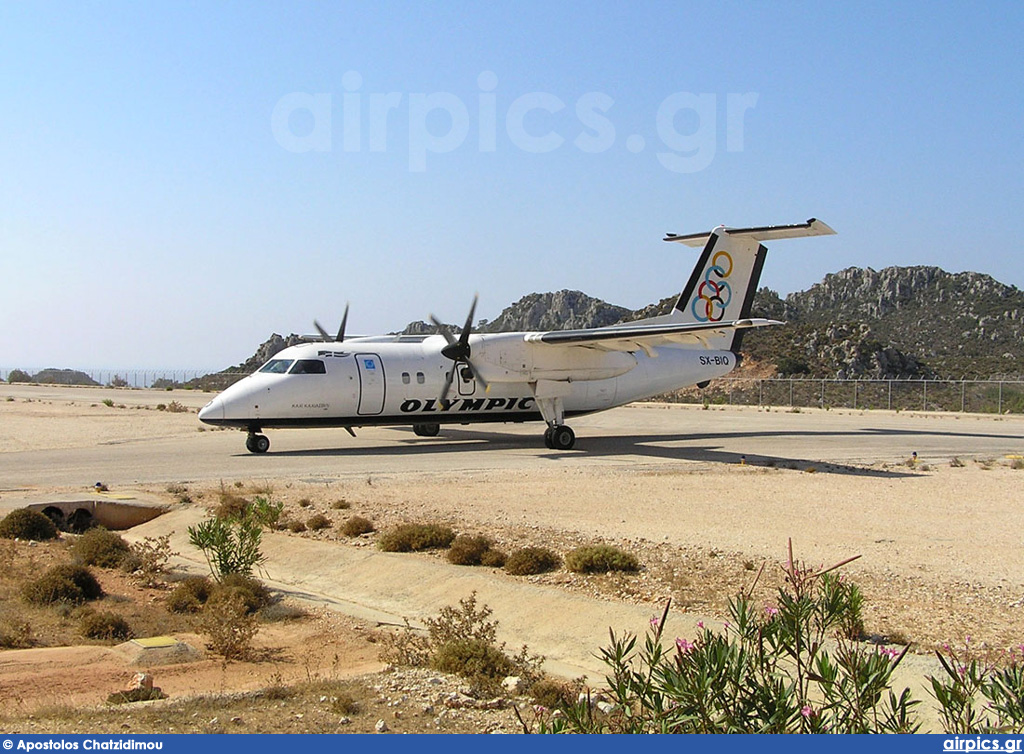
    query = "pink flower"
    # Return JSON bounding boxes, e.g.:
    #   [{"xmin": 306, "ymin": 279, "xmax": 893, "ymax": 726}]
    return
[
  {"xmin": 878, "ymin": 646, "xmax": 900, "ymax": 660},
  {"xmin": 696, "ymin": 621, "xmax": 704, "ymax": 629},
  {"xmin": 676, "ymin": 637, "xmax": 695, "ymax": 654},
  {"xmin": 649, "ymin": 616, "xmax": 661, "ymax": 630},
  {"xmin": 764, "ymin": 605, "xmax": 779, "ymax": 617},
  {"xmin": 801, "ymin": 705, "xmax": 814, "ymax": 719}
]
